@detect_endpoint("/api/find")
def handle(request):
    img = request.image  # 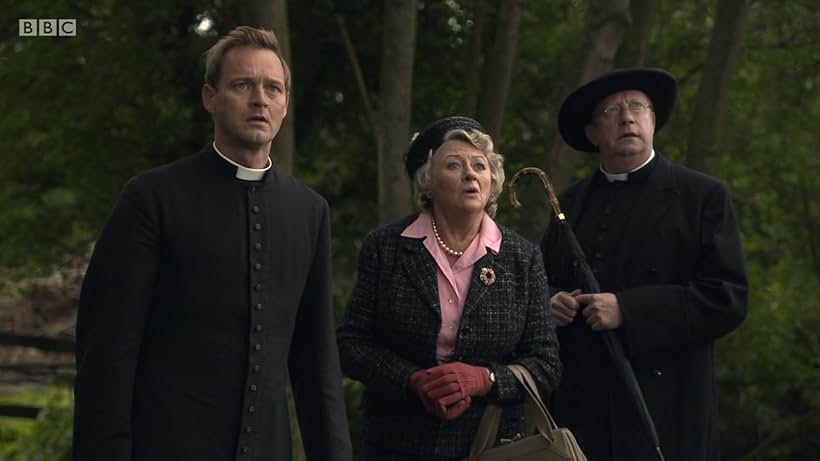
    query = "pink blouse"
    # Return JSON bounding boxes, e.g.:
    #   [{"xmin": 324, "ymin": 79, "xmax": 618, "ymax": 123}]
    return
[{"xmin": 400, "ymin": 210, "xmax": 502, "ymax": 362}]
